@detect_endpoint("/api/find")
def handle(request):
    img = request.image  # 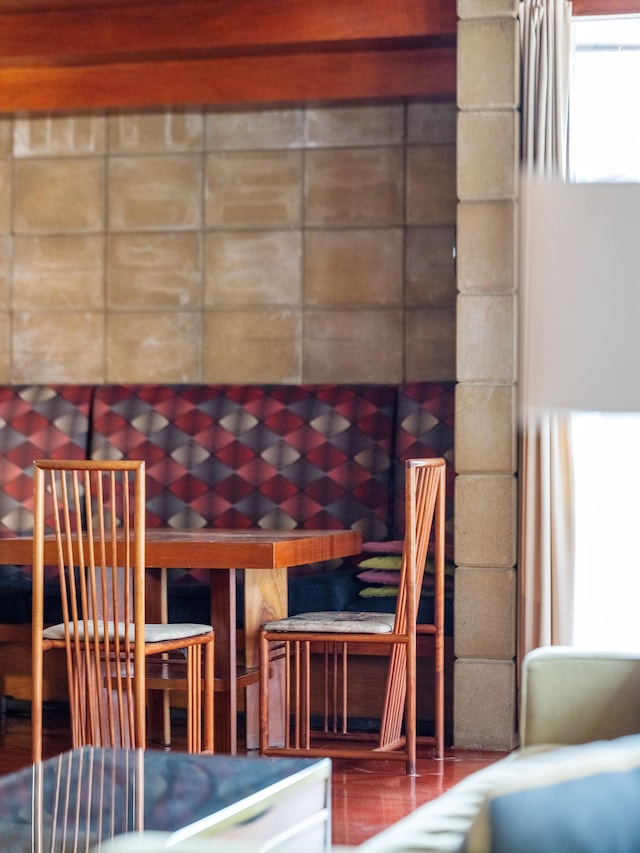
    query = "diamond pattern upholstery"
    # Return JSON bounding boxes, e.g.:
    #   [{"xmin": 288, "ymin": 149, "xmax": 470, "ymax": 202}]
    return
[
  {"xmin": 0, "ymin": 385, "xmax": 93, "ymax": 537},
  {"xmin": 0, "ymin": 385, "xmax": 94, "ymax": 623},
  {"xmin": 0, "ymin": 382, "xmax": 455, "ymax": 625},
  {"xmin": 392, "ymin": 382, "xmax": 456, "ymax": 554},
  {"xmin": 90, "ymin": 384, "xmax": 397, "ymax": 540}
]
